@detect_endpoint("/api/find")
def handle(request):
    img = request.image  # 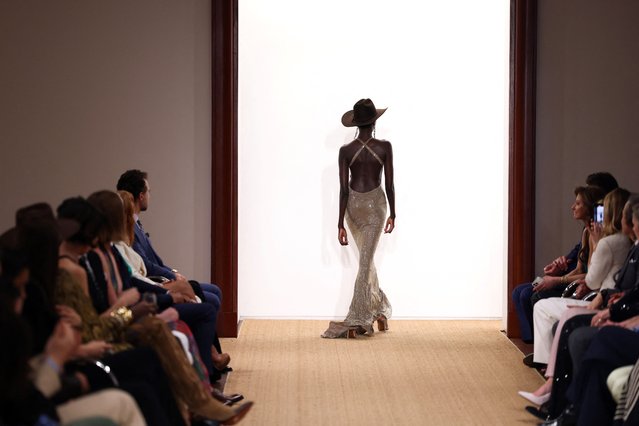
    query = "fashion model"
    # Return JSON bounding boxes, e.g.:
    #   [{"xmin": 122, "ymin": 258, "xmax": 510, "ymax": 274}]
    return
[{"xmin": 322, "ymin": 99, "xmax": 396, "ymax": 339}]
